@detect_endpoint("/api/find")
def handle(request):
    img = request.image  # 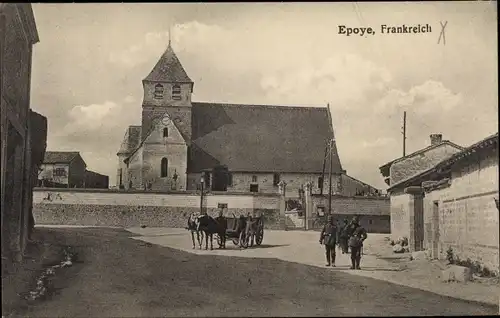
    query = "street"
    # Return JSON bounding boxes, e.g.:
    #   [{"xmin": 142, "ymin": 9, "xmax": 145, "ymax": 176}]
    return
[{"xmin": 7, "ymin": 227, "xmax": 497, "ymax": 317}]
